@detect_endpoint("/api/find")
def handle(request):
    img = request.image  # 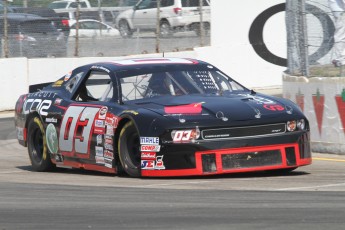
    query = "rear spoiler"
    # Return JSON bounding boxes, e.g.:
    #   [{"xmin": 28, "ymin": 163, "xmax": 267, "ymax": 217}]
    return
[{"xmin": 29, "ymin": 82, "xmax": 52, "ymax": 93}]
